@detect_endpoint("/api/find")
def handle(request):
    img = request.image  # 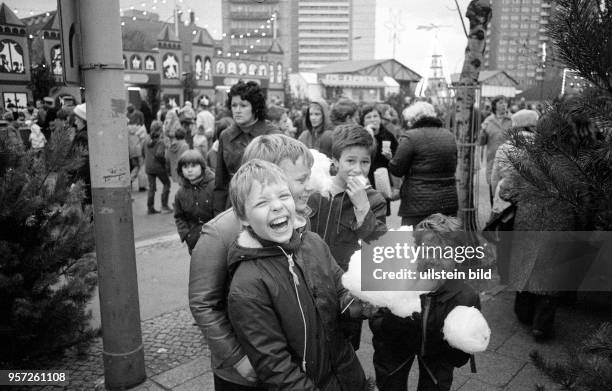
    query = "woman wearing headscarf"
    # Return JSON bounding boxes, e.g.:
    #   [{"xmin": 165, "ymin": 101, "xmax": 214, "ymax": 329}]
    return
[
  {"xmin": 298, "ymin": 99, "xmax": 333, "ymax": 158},
  {"xmin": 388, "ymin": 101, "xmax": 458, "ymax": 227},
  {"xmin": 213, "ymin": 81, "xmax": 279, "ymax": 215}
]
